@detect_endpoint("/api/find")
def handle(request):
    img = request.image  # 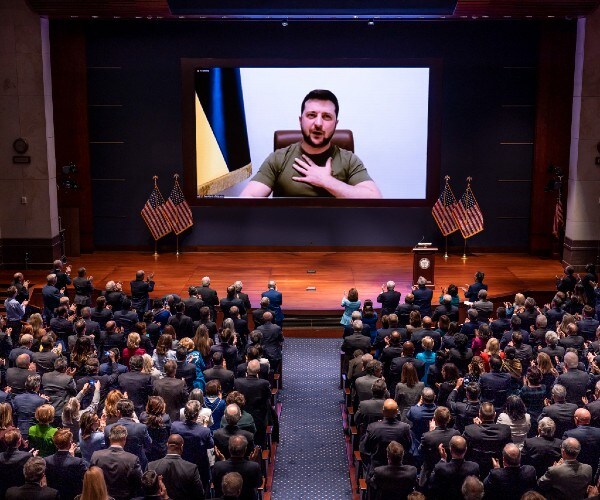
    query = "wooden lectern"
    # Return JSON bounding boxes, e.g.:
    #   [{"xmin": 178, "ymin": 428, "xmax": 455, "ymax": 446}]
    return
[{"xmin": 412, "ymin": 246, "xmax": 438, "ymax": 289}]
